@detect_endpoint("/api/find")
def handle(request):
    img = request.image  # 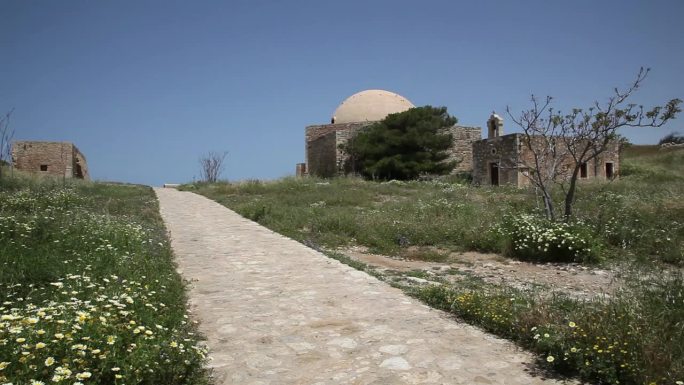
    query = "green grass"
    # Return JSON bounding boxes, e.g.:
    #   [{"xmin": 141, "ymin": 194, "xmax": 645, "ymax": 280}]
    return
[
  {"xmin": 184, "ymin": 177, "xmax": 524, "ymax": 257},
  {"xmin": 0, "ymin": 175, "xmax": 209, "ymax": 385},
  {"xmin": 184, "ymin": 145, "xmax": 684, "ymax": 385}
]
